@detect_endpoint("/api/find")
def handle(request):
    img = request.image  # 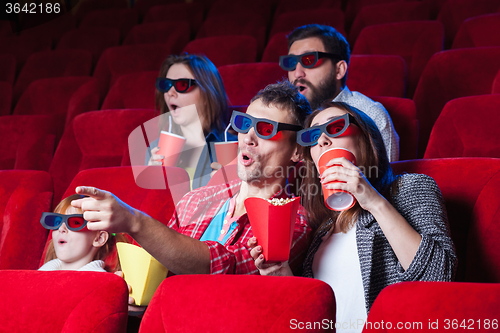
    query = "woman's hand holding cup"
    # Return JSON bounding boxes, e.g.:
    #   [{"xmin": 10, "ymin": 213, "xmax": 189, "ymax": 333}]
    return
[{"xmin": 147, "ymin": 147, "xmax": 164, "ymax": 166}]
